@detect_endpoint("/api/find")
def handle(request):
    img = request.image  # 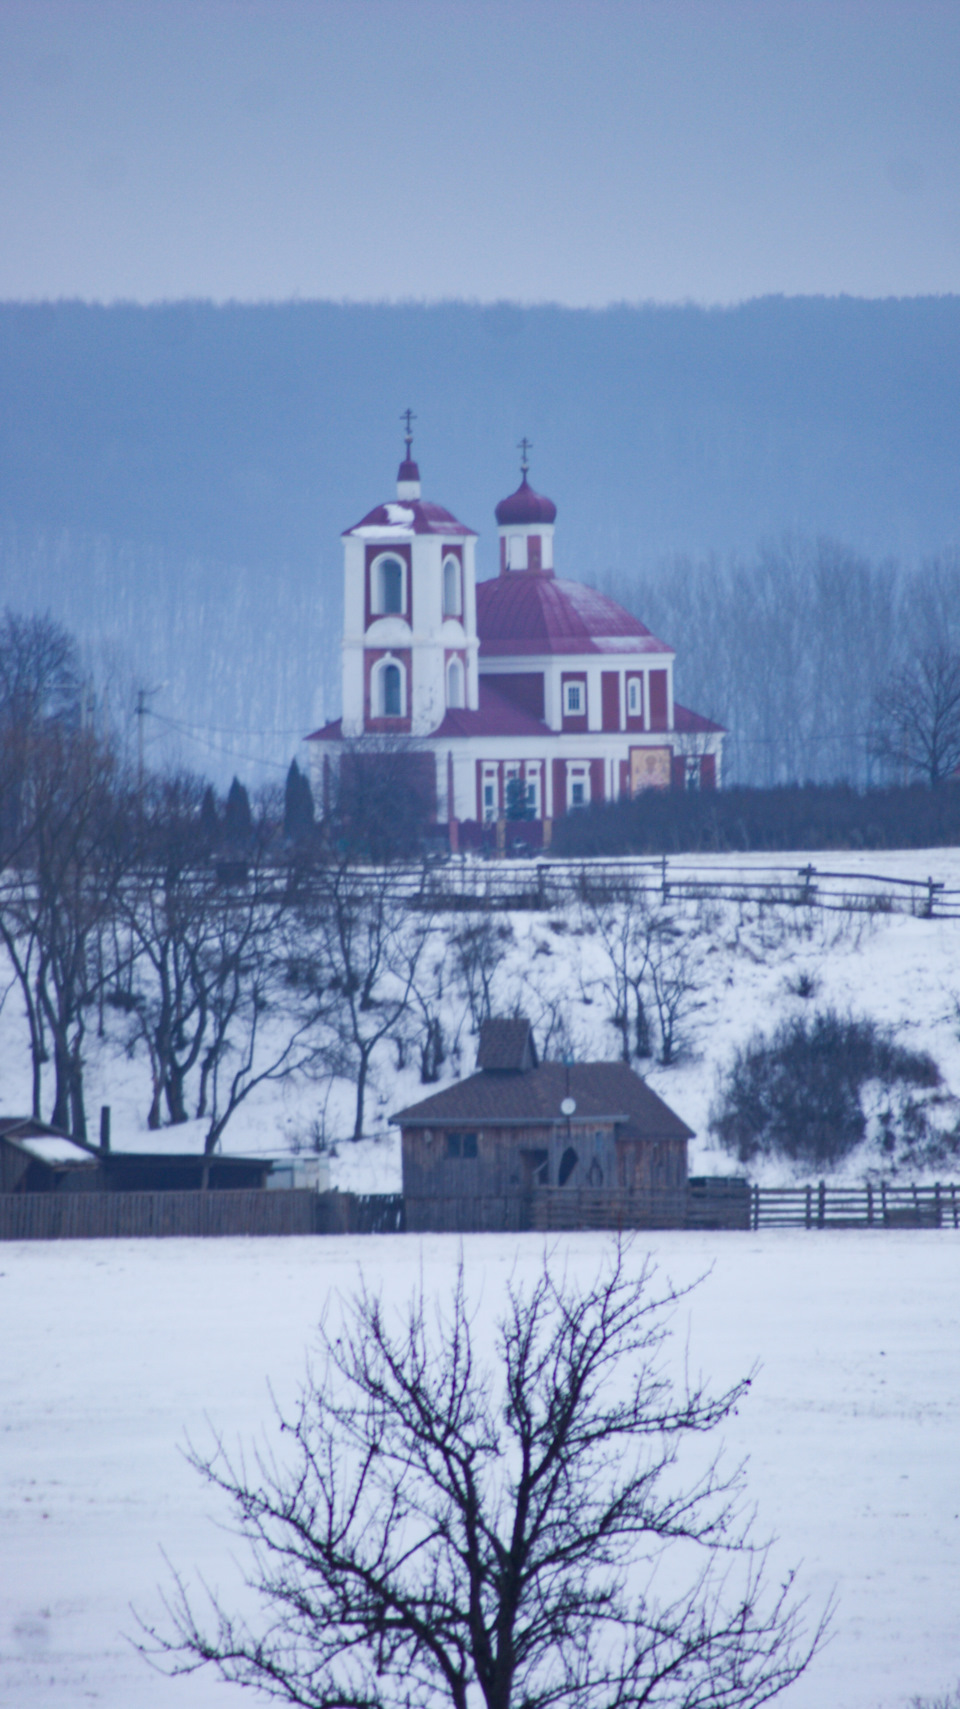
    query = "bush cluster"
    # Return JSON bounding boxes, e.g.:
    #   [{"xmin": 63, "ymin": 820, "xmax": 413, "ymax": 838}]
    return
[
  {"xmin": 551, "ymin": 782, "xmax": 960, "ymax": 857},
  {"xmin": 710, "ymin": 1010, "xmax": 941, "ymax": 1168}
]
